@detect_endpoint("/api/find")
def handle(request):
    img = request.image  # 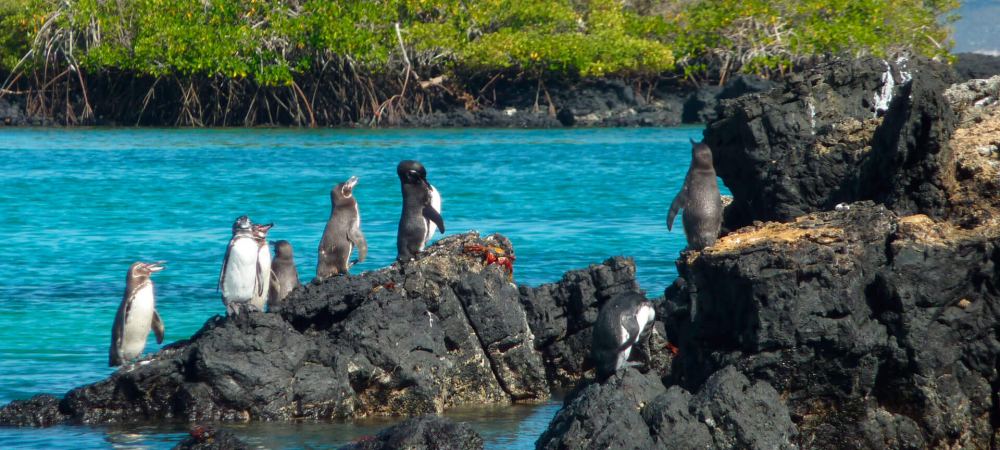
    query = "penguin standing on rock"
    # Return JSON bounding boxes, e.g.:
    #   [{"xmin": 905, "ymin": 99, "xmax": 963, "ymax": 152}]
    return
[
  {"xmin": 316, "ymin": 176, "xmax": 367, "ymax": 279},
  {"xmin": 591, "ymin": 292, "xmax": 656, "ymax": 381},
  {"xmin": 110, "ymin": 261, "xmax": 166, "ymax": 367},
  {"xmin": 667, "ymin": 139, "xmax": 723, "ymax": 251},
  {"xmin": 268, "ymin": 240, "xmax": 301, "ymax": 309},
  {"xmin": 396, "ymin": 160, "xmax": 445, "ymax": 261},
  {"xmin": 219, "ymin": 216, "xmax": 266, "ymax": 316}
]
